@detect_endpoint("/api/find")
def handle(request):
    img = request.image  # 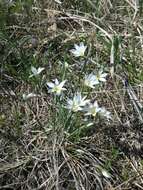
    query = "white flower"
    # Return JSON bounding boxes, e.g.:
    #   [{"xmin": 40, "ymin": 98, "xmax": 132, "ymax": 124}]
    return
[
  {"xmin": 22, "ymin": 93, "xmax": 37, "ymax": 100},
  {"xmin": 100, "ymin": 107, "xmax": 111, "ymax": 120},
  {"xmin": 94, "ymin": 71, "xmax": 107, "ymax": 84},
  {"xmin": 85, "ymin": 101, "xmax": 111, "ymax": 119},
  {"xmin": 84, "ymin": 73, "xmax": 98, "ymax": 88},
  {"xmin": 85, "ymin": 101, "xmax": 101, "ymax": 117},
  {"xmin": 47, "ymin": 79, "xmax": 66, "ymax": 95},
  {"xmin": 70, "ymin": 42, "xmax": 87, "ymax": 57},
  {"xmin": 66, "ymin": 92, "xmax": 90, "ymax": 112},
  {"xmin": 29, "ymin": 66, "xmax": 44, "ymax": 78}
]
